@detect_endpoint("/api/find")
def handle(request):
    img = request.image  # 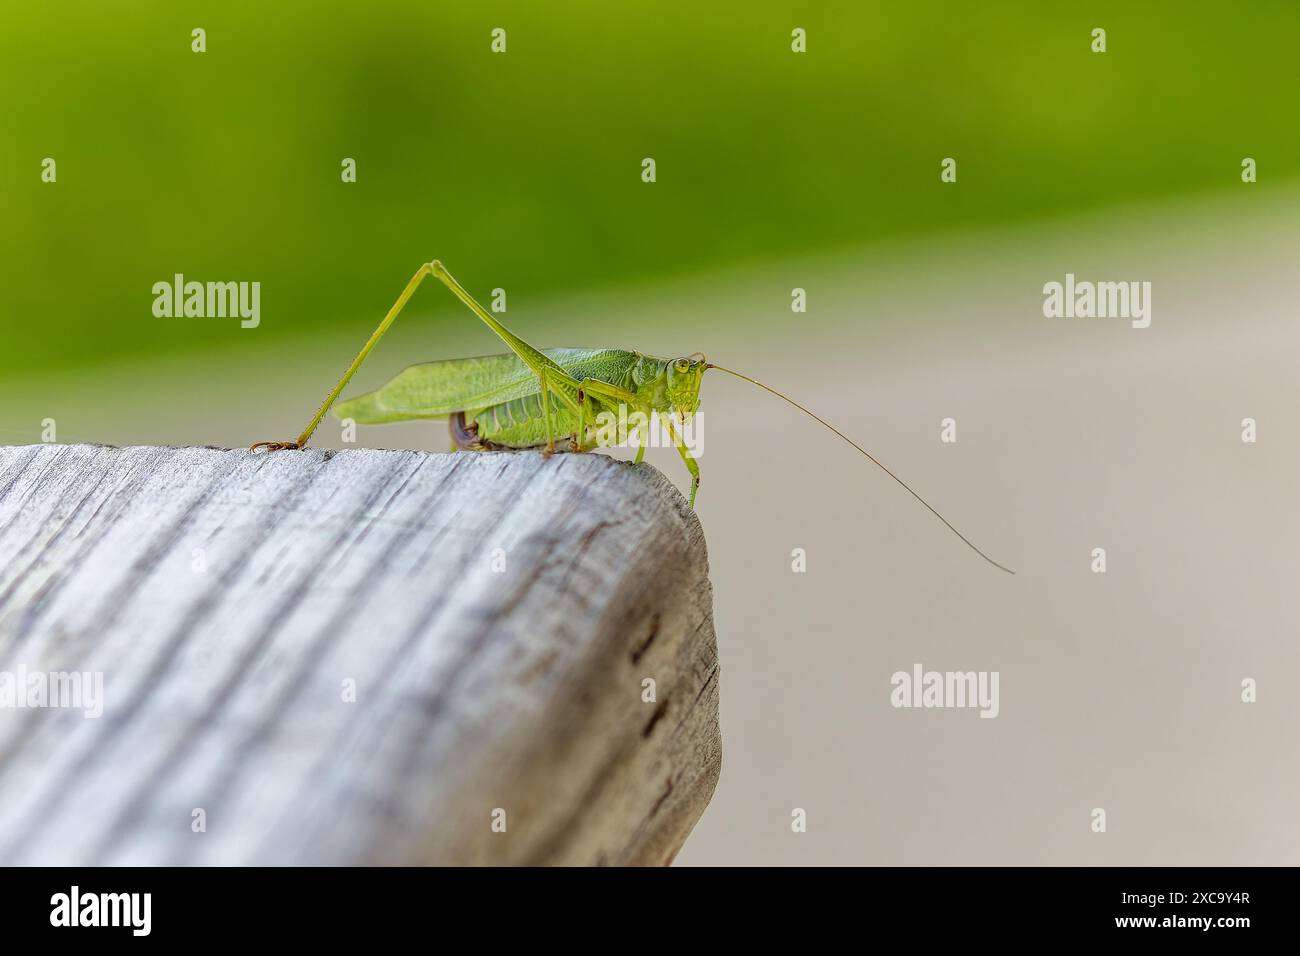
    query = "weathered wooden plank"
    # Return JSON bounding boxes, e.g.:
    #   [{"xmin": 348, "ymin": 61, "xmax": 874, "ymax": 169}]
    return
[{"xmin": 0, "ymin": 444, "xmax": 720, "ymax": 865}]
